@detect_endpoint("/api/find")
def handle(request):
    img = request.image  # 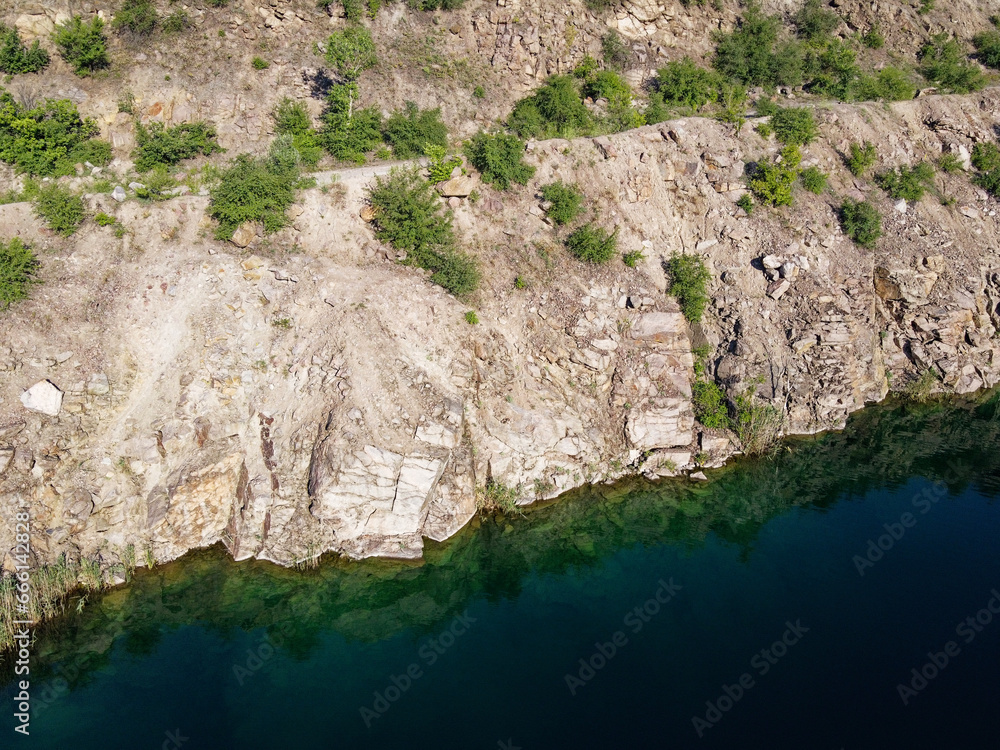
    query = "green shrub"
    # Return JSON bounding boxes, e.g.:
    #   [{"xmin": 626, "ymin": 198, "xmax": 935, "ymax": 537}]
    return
[
  {"xmin": 665, "ymin": 252, "xmax": 711, "ymax": 322},
  {"xmin": 507, "ymin": 75, "xmax": 592, "ymax": 139},
  {"xmin": 209, "ymin": 139, "xmax": 301, "ymax": 239},
  {"xmin": 795, "ymin": 0, "xmax": 839, "ymax": 42},
  {"xmin": 410, "ymin": 0, "xmax": 466, "ymax": 8},
  {"xmin": 251, "ymin": 56, "xmax": 269, "ymax": 70},
  {"xmin": 917, "ymin": 0, "xmax": 935, "ymax": 15},
  {"xmin": 622, "ymin": 249, "xmax": 646, "ymax": 268},
  {"xmin": 33, "ymin": 183, "xmax": 84, "ymax": 236},
  {"xmin": 52, "ymin": 16, "xmax": 109, "ymax": 76},
  {"xmin": 133, "ymin": 166, "xmax": 177, "ymax": 202},
  {"xmin": 584, "ymin": 0, "xmax": 616, "ymax": 13},
  {"xmin": 464, "ymin": 310, "xmax": 478, "ymax": 325},
  {"xmin": 862, "ymin": 24, "xmax": 884, "ymax": 49},
  {"xmin": 874, "ymin": 162, "xmax": 934, "ymax": 202},
  {"xmin": 113, "ymin": 0, "xmax": 158, "ymax": 38},
  {"xmin": 601, "ymin": 31, "xmax": 630, "ymax": 71},
  {"xmin": 325, "ymin": 25, "xmax": 377, "ymax": 80},
  {"xmin": 840, "ymin": 199, "xmax": 882, "ymax": 248},
  {"xmin": 649, "ymin": 58, "xmax": 721, "ymax": 113},
  {"xmin": 366, "ymin": 167, "xmax": 479, "ymax": 295},
  {"xmin": 272, "ymin": 98, "xmax": 323, "ymax": 167},
  {"xmin": 748, "ymin": 144, "xmax": 801, "ymax": 207},
  {"xmin": 565, "ymin": 223, "xmax": 618, "ymax": 263},
  {"xmin": 692, "ymin": 379, "xmax": 728, "ymax": 428},
  {"xmin": 971, "ymin": 142, "xmax": 1000, "ymax": 197},
  {"xmin": 845, "ymin": 140, "xmax": 877, "ymax": 176},
  {"xmin": 473, "ymin": 85, "xmax": 486, "ymax": 99},
  {"xmin": 161, "ymin": 11, "xmax": 191, "ymax": 34},
  {"xmin": 973, "ymin": 29, "xmax": 1000, "ymax": 70},
  {"xmin": 852, "ymin": 66, "xmax": 916, "ymax": 102},
  {"xmin": 539, "ymin": 181, "xmax": 584, "ymax": 225},
  {"xmin": 464, "ymin": 132, "xmax": 535, "ymax": 190},
  {"xmin": 713, "ymin": 3, "xmax": 804, "ymax": 88},
  {"xmin": 937, "ymin": 153, "xmax": 963, "ymax": 174},
  {"xmin": 799, "ymin": 165, "xmax": 827, "ymax": 193},
  {"xmin": 319, "ymin": 83, "xmax": 383, "ymax": 163},
  {"xmin": 802, "ymin": 38, "xmax": 857, "ymax": 100},
  {"xmin": 132, "ymin": 121, "xmax": 221, "ymax": 171},
  {"xmin": 768, "ymin": 107, "xmax": 818, "ymax": 145},
  {"xmin": 425, "ymin": 144, "xmax": 461, "ymax": 183},
  {"xmin": 0, "ymin": 237, "xmax": 39, "ymax": 309},
  {"xmin": 731, "ymin": 384, "xmax": 783, "ymax": 455},
  {"xmin": 736, "ymin": 193, "xmax": 754, "ymax": 213},
  {"xmin": 0, "ymin": 90, "xmax": 111, "ymax": 175},
  {"xmin": 918, "ymin": 34, "xmax": 987, "ymax": 93},
  {"xmin": 94, "ymin": 211, "xmax": 116, "ymax": 226},
  {"xmin": 0, "ymin": 23, "xmax": 50, "ymax": 74},
  {"xmin": 382, "ymin": 101, "xmax": 448, "ymax": 158}
]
